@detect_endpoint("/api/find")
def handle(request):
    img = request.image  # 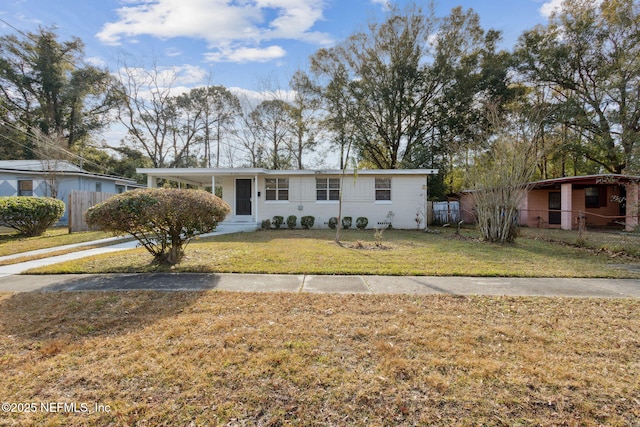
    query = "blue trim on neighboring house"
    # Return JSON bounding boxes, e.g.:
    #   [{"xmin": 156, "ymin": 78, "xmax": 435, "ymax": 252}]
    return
[
  {"xmin": 0, "ymin": 160, "xmax": 145, "ymax": 226},
  {"xmin": 0, "ymin": 180, "xmax": 15, "ymax": 195}
]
